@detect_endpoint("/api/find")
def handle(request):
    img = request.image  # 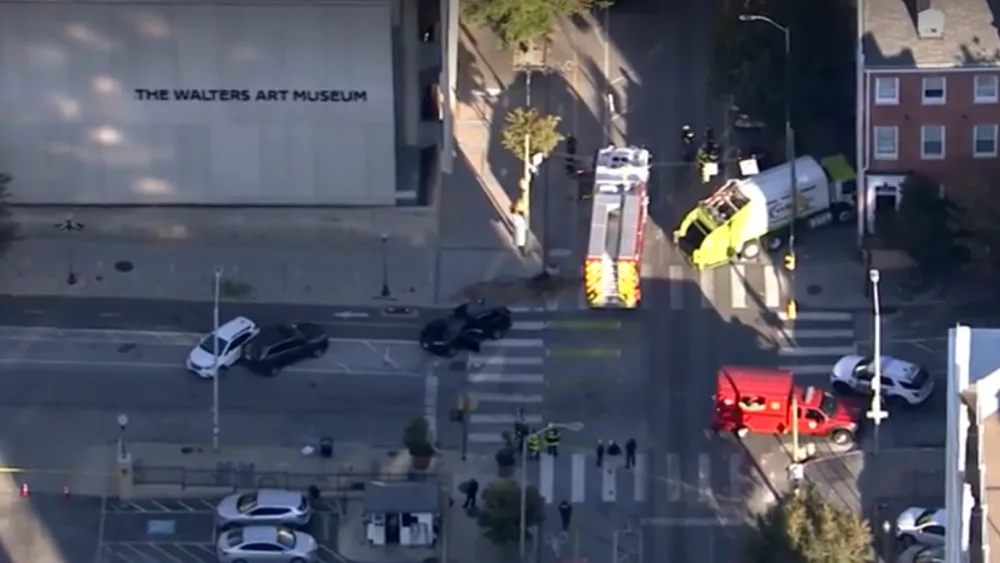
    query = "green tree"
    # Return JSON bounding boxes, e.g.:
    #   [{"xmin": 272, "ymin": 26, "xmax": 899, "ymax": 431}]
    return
[
  {"xmin": 463, "ymin": 0, "xmax": 613, "ymax": 48},
  {"xmin": 477, "ymin": 478, "xmax": 545, "ymax": 545},
  {"xmin": 745, "ymin": 486, "xmax": 872, "ymax": 563},
  {"xmin": 892, "ymin": 174, "xmax": 957, "ymax": 278},
  {"xmin": 501, "ymin": 107, "xmax": 564, "ymax": 162},
  {"xmin": 402, "ymin": 417, "xmax": 436, "ymax": 470},
  {"xmin": 948, "ymin": 180, "xmax": 1000, "ymax": 276},
  {"xmin": 0, "ymin": 174, "xmax": 17, "ymax": 258}
]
